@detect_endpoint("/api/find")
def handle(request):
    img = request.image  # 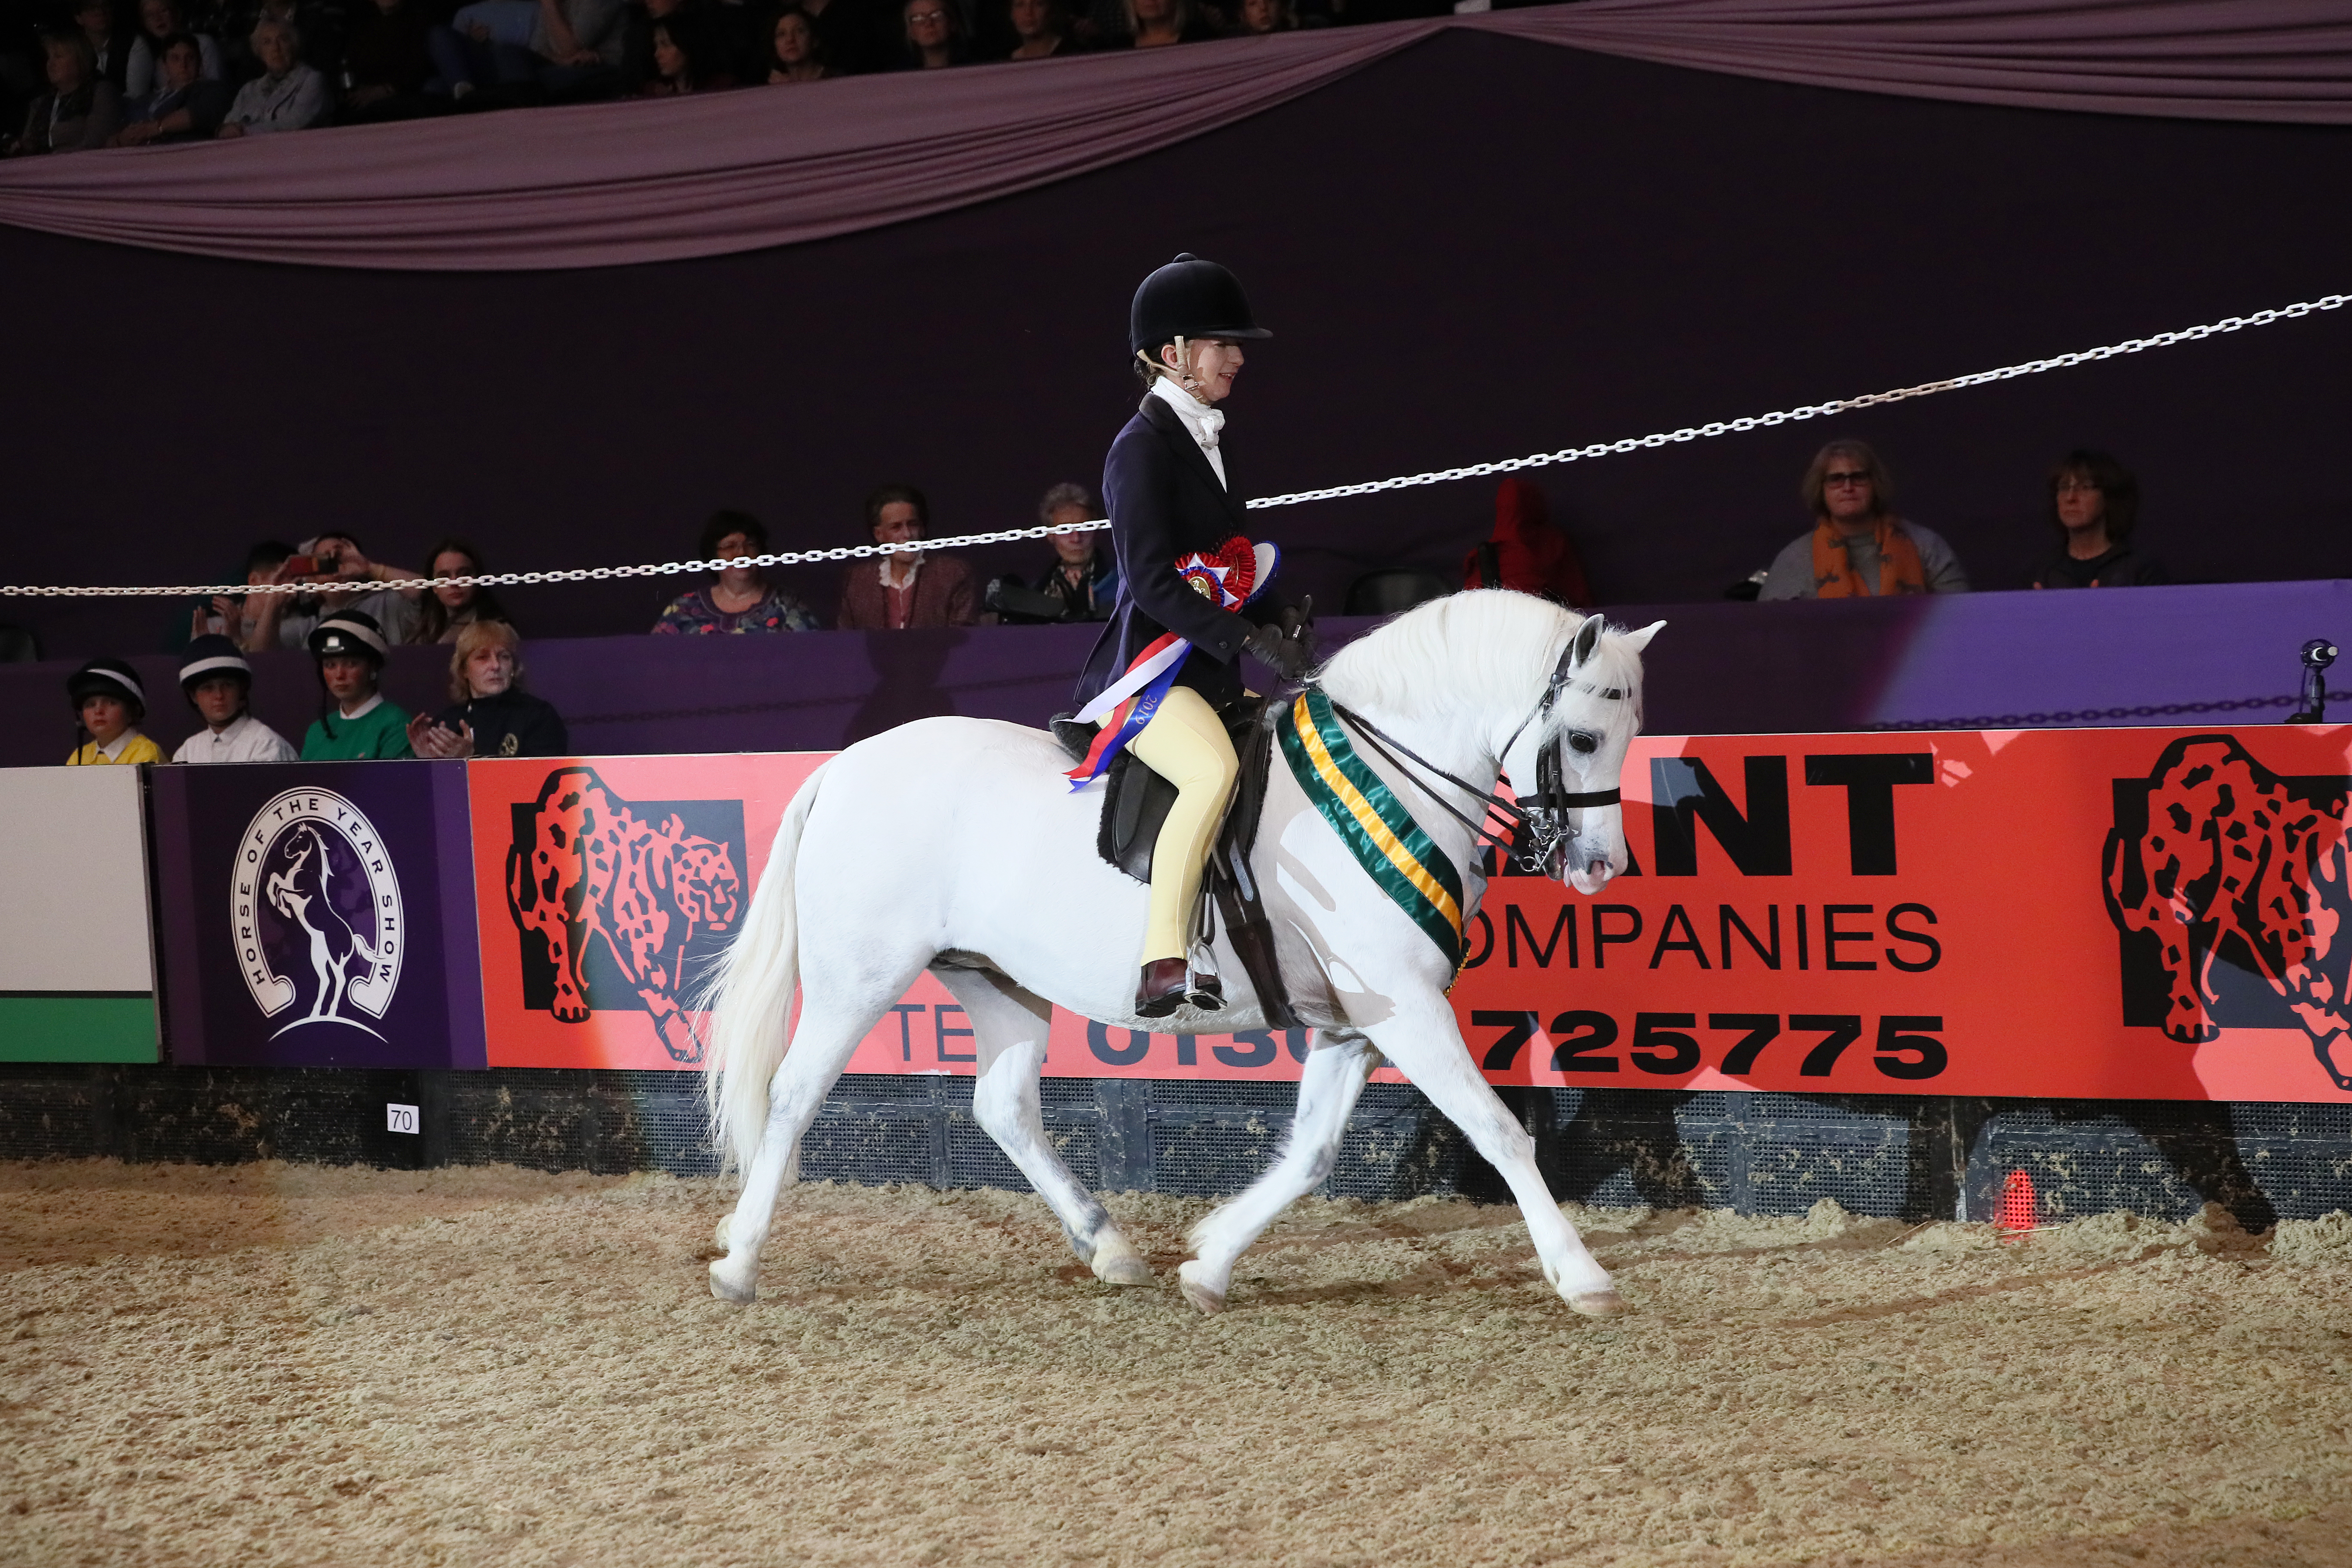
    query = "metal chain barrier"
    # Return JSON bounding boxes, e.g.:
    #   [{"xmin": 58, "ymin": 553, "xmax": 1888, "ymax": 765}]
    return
[
  {"xmin": 7, "ymin": 291, "xmax": 2343, "ymax": 601},
  {"xmin": 0, "ymin": 519, "xmax": 1116, "ymax": 602},
  {"xmin": 1245, "ymin": 293, "xmax": 2351, "ymax": 508},
  {"xmin": 1864, "ymin": 693, "xmax": 2297, "ymax": 732}
]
